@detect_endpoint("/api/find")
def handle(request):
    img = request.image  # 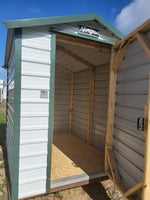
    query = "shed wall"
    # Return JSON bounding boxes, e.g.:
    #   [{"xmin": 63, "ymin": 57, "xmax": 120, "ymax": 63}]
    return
[
  {"xmin": 53, "ymin": 67, "xmax": 71, "ymax": 133},
  {"xmin": 18, "ymin": 27, "xmax": 51, "ymax": 199},
  {"xmin": 71, "ymin": 69, "xmax": 90, "ymax": 140},
  {"xmin": 91, "ymin": 64, "xmax": 110, "ymax": 151},
  {"xmin": 113, "ymin": 34, "xmax": 150, "ymax": 194},
  {"xmin": 6, "ymin": 40, "xmax": 15, "ymax": 183}
]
